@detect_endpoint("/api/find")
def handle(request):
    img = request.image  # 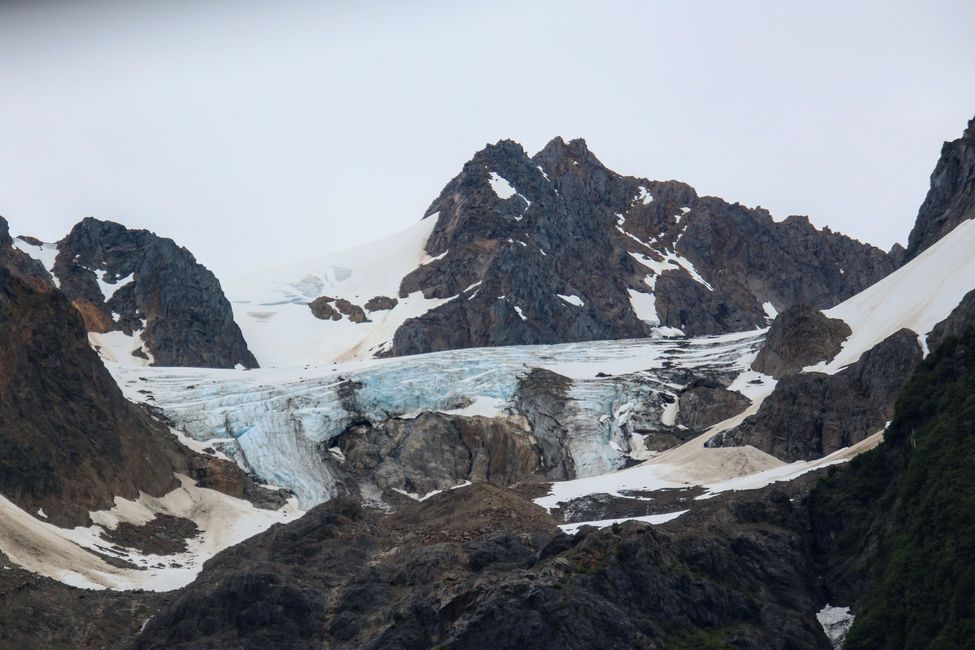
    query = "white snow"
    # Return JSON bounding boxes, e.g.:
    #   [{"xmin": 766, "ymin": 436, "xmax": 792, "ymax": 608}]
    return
[
  {"xmin": 635, "ymin": 186, "xmax": 653, "ymax": 205},
  {"xmin": 536, "ymin": 165, "xmax": 550, "ymax": 181},
  {"xmin": 488, "ymin": 171, "xmax": 517, "ymax": 199},
  {"xmin": 627, "ymin": 289, "xmax": 659, "ymax": 326},
  {"xmin": 629, "ymin": 250, "xmax": 713, "ymax": 291},
  {"xmin": 807, "ymin": 218, "xmax": 975, "ymax": 374},
  {"xmin": 514, "ymin": 305, "xmax": 527, "ymax": 321},
  {"xmin": 817, "ymin": 605, "xmax": 855, "ymax": 649},
  {"xmin": 557, "ymin": 294, "xmax": 585, "ymax": 307},
  {"xmin": 12, "ymin": 237, "xmax": 60, "ymax": 286},
  {"xmin": 94, "ymin": 270, "xmax": 134, "ymax": 301},
  {"xmin": 225, "ymin": 216, "xmax": 453, "ymax": 366},
  {"xmin": 558, "ymin": 509, "xmax": 687, "ymax": 534},
  {"xmin": 762, "ymin": 301, "xmax": 778, "ymax": 321}
]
